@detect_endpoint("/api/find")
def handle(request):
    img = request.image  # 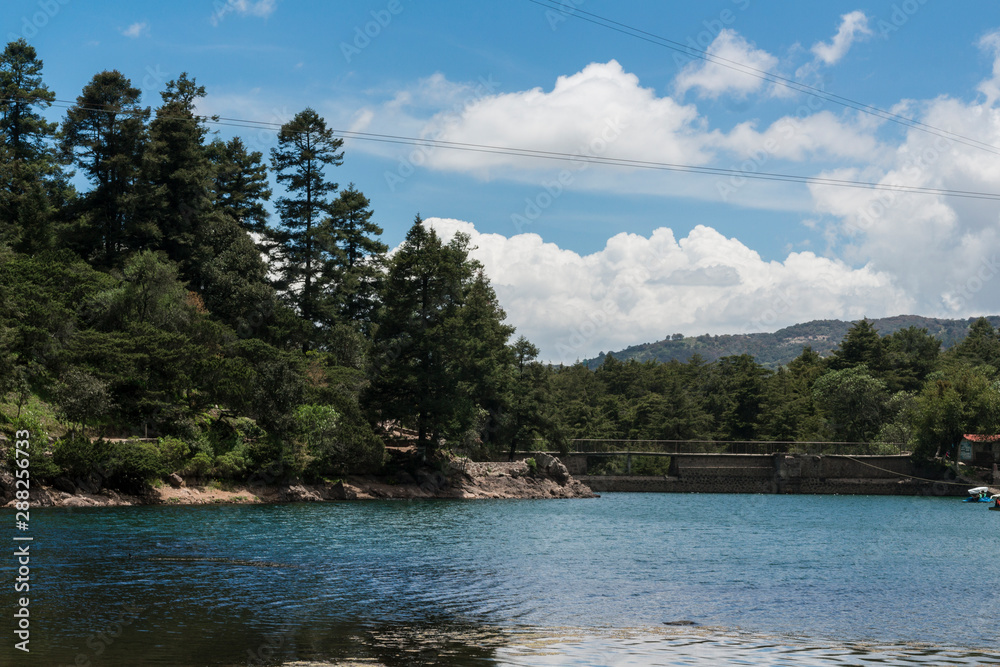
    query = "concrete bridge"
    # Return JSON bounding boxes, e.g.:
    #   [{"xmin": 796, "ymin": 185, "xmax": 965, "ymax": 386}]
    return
[{"xmin": 513, "ymin": 449, "xmax": 982, "ymax": 496}]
